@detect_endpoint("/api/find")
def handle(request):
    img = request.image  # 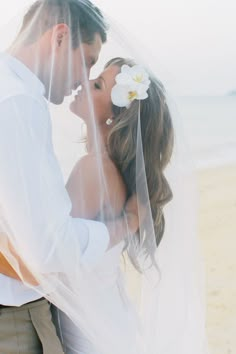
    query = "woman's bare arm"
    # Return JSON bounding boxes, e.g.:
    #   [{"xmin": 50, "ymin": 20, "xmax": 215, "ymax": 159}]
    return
[{"xmin": 0, "ymin": 155, "xmax": 141, "ymax": 279}]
